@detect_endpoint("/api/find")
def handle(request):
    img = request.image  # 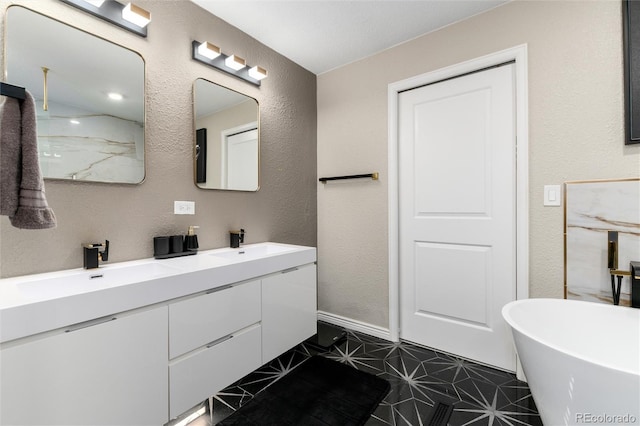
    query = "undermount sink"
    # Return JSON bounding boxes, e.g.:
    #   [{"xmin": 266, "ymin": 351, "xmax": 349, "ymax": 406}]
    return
[
  {"xmin": 209, "ymin": 243, "xmax": 294, "ymax": 260},
  {"xmin": 17, "ymin": 263, "xmax": 181, "ymax": 299}
]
